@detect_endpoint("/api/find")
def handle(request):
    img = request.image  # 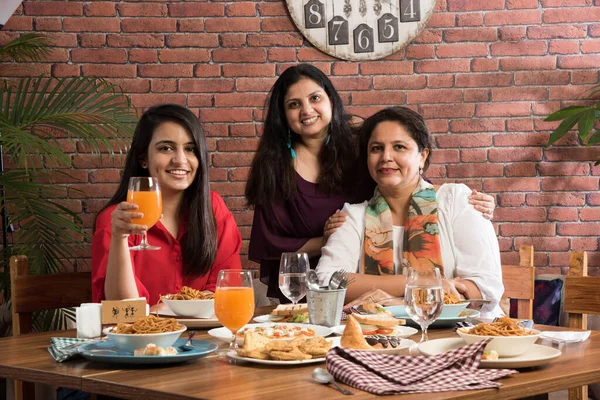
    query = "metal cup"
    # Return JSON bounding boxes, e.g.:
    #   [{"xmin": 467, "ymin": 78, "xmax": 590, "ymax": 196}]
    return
[{"xmin": 307, "ymin": 288, "xmax": 346, "ymax": 327}]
